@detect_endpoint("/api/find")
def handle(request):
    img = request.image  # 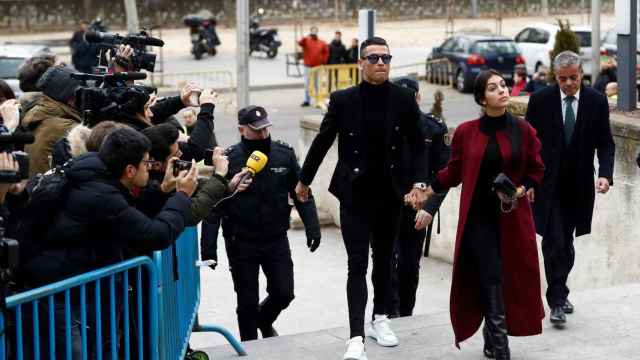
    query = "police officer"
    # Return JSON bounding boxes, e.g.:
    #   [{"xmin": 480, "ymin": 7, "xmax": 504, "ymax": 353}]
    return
[
  {"xmin": 389, "ymin": 77, "xmax": 451, "ymax": 318},
  {"xmin": 206, "ymin": 105, "xmax": 321, "ymax": 341}
]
